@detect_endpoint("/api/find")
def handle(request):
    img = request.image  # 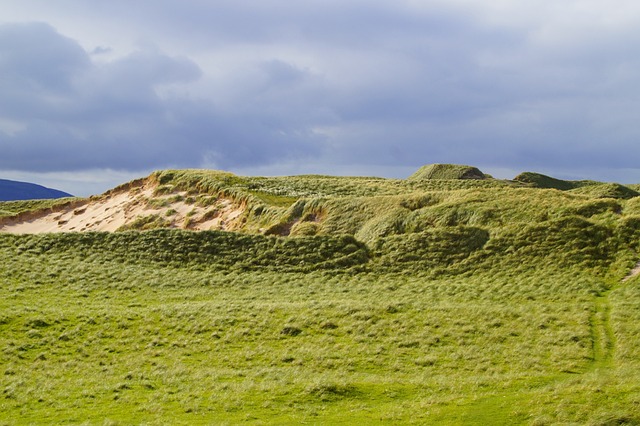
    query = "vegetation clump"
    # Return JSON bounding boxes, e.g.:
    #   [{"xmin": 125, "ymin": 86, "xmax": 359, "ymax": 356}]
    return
[
  {"xmin": 514, "ymin": 171, "xmax": 579, "ymax": 190},
  {"xmin": 570, "ymin": 182, "xmax": 639, "ymax": 200},
  {"xmin": 515, "ymin": 172, "xmax": 638, "ymax": 199},
  {"xmin": 408, "ymin": 163, "xmax": 487, "ymax": 180},
  {"xmin": 116, "ymin": 214, "xmax": 170, "ymax": 231}
]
